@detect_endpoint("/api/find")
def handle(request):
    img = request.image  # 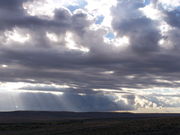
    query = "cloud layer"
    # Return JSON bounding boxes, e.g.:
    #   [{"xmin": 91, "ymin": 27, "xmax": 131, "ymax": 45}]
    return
[{"xmin": 0, "ymin": 0, "xmax": 180, "ymax": 112}]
